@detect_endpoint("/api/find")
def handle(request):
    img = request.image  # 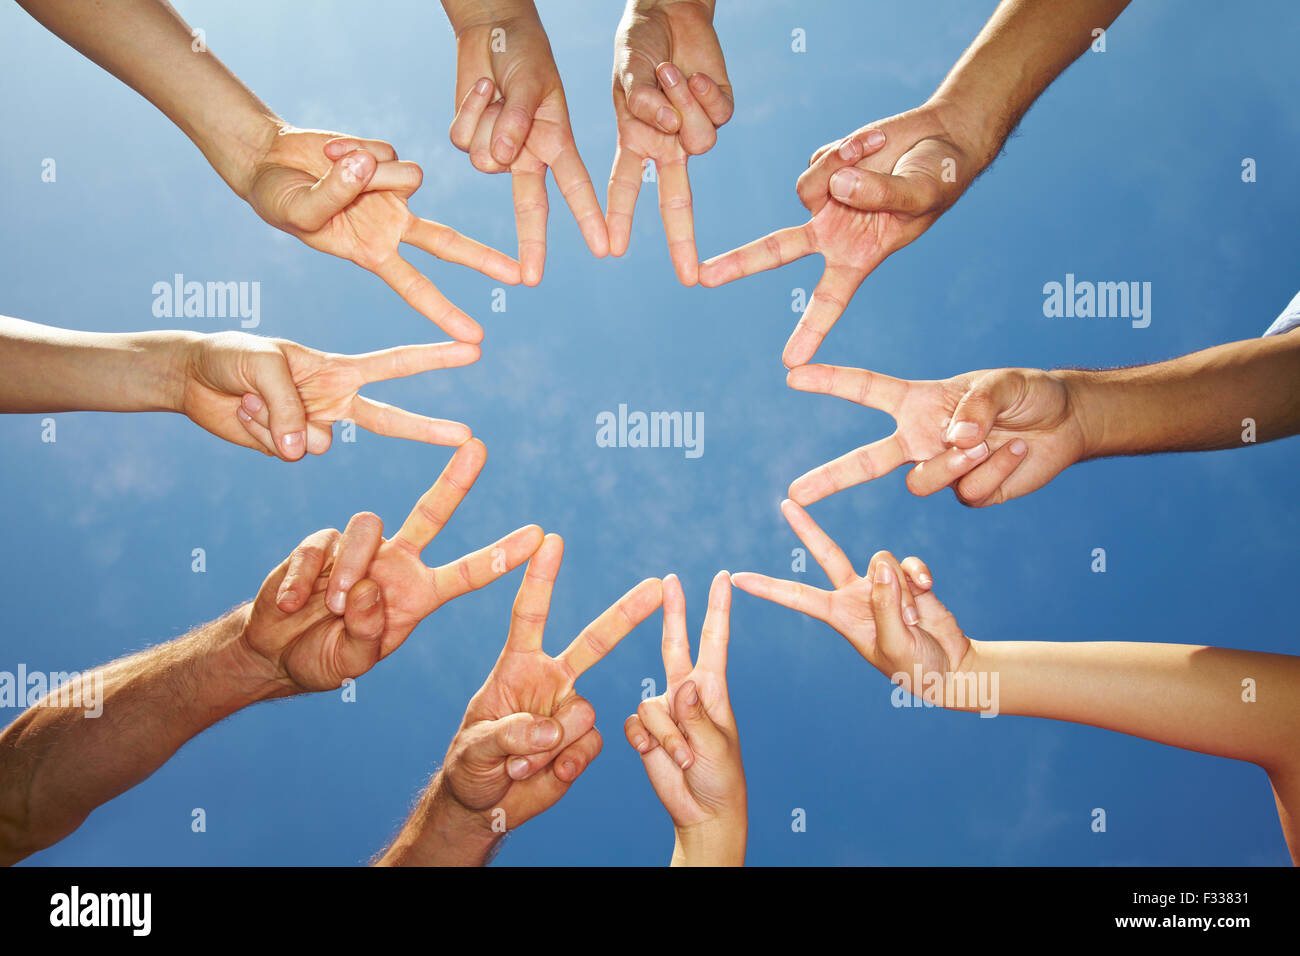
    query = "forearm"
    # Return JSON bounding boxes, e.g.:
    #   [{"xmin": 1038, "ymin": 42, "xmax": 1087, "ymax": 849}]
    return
[
  {"xmin": 1063, "ymin": 332, "xmax": 1300, "ymax": 458},
  {"xmin": 16, "ymin": 0, "xmax": 281, "ymax": 196},
  {"xmin": 930, "ymin": 0, "xmax": 1131, "ymax": 168},
  {"xmin": 0, "ymin": 316, "xmax": 196, "ymax": 414},
  {"xmin": 373, "ymin": 773, "xmax": 502, "ymax": 866},
  {"xmin": 958, "ymin": 639, "xmax": 1300, "ymax": 774},
  {"xmin": 0, "ymin": 604, "xmax": 280, "ymax": 863}
]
